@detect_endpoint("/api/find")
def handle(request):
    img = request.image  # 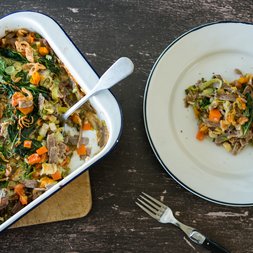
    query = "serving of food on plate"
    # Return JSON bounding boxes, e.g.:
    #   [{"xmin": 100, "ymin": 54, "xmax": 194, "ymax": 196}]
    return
[{"xmin": 185, "ymin": 70, "xmax": 253, "ymax": 155}]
